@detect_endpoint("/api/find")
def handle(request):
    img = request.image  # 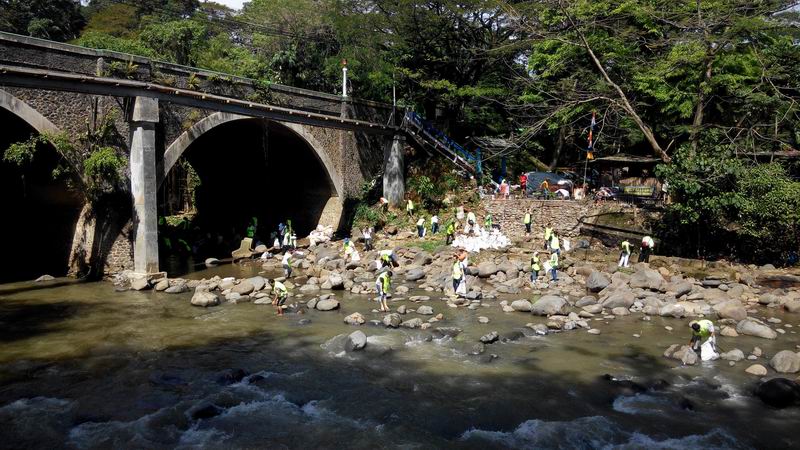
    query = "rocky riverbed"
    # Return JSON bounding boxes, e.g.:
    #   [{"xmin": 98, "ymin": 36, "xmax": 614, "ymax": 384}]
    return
[{"xmin": 120, "ymin": 229, "xmax": 800, "ymax": 409}]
